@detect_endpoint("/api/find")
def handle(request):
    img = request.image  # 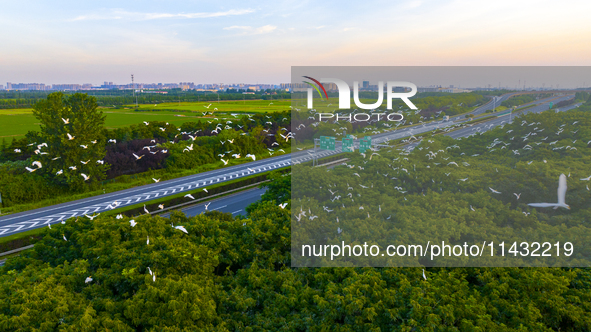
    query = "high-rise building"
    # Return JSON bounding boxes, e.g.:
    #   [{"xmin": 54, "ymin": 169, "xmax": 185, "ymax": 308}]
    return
[{"xmin": 6, "ymin": 82, "xmax": 47, "ymax": 90}]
